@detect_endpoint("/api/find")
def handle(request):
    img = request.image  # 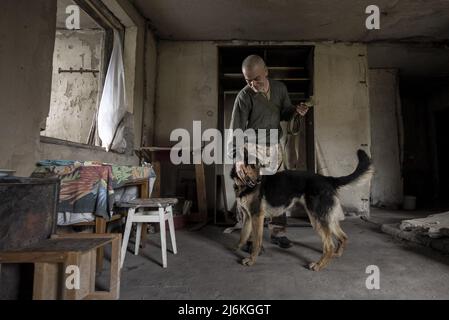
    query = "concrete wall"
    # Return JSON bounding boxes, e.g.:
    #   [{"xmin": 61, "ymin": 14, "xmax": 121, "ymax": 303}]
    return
[
  {"xmin": 313, "ymin": 43, "xmax": 372, "ymax": 215},
  {"xmin": 0, "ymin": 0, "xmax": 57, "ymax": 176},
  {"xmin": 368, "ymin": 69, "xmax": 403, "ymax": 208},
  {"xmin": 155, "ymin": 41, "xmax": 218, "ymax": 146},
  {"xmin": 42, "ymin": 30, "xmax": 104, "ymax": 143}
]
